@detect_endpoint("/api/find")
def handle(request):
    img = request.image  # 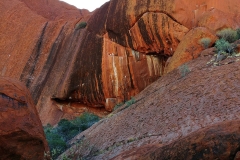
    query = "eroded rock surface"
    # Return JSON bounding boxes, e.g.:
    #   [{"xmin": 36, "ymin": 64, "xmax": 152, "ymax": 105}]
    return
[
  {"xmin": 117, "ymin": 120, "xmax": 240, "ymax": 160},
  {"xmin": 61, "ymin": 53, "xmax": 240, "ymax": 159},
  {"xmin": 0, "ymin": 77, "xmax": 49, "ymax": 160},
  {"xmin": 164, "ymin": 27, "xmax": 217, "ymax": 73}
]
